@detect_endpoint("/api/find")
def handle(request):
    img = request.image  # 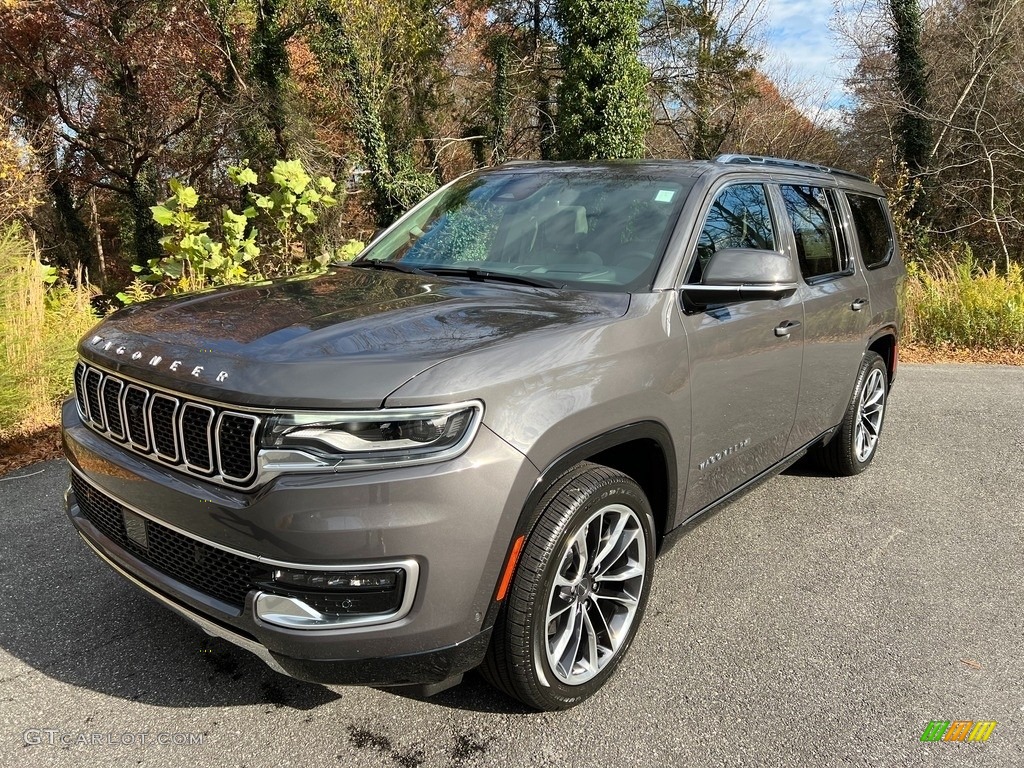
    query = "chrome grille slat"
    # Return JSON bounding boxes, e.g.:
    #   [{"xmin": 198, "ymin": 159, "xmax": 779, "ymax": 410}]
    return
[
  {"xmin": 84, "ymin": 369, "xmax": 104, "ymax": 429},
  {"xmin": 101, "ymin": 378, "xmax": 125, "ymax": 439},
  {"xmin": 73, "ymin": 362, "xmax": 260, "ymax": 488},
  {"xmin": 216, "ymin": 413, "xmax": 260, "ymax": 484},
  {"xmin": 149, "ymin": 394, "xmax": 180, "ymax": 463},
  {"xmin": 180, "ymin": 402, "xmax": 215, "ymax": 474},
  {"xmin": 74, "ymin": 361, "xmax": 89, "ymax": 419},
  {"xmin": 123, "ymin": 384, "xmax": 150, "ymax": 451}
]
